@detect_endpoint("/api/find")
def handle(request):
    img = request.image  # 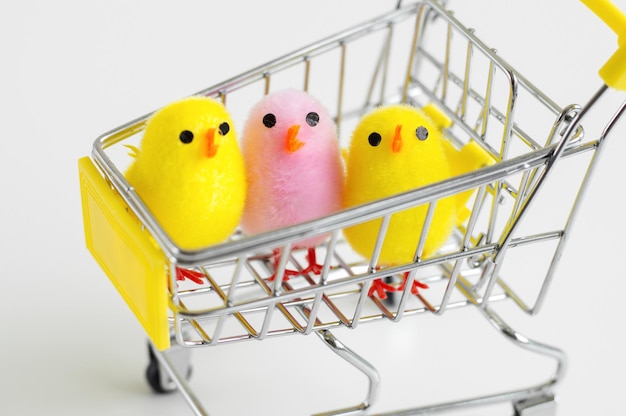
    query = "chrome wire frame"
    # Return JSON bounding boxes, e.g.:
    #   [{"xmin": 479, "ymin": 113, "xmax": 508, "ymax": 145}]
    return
[{"xmin": 87, "ymin": 0, "xmax": 625, "ymax": 414}]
